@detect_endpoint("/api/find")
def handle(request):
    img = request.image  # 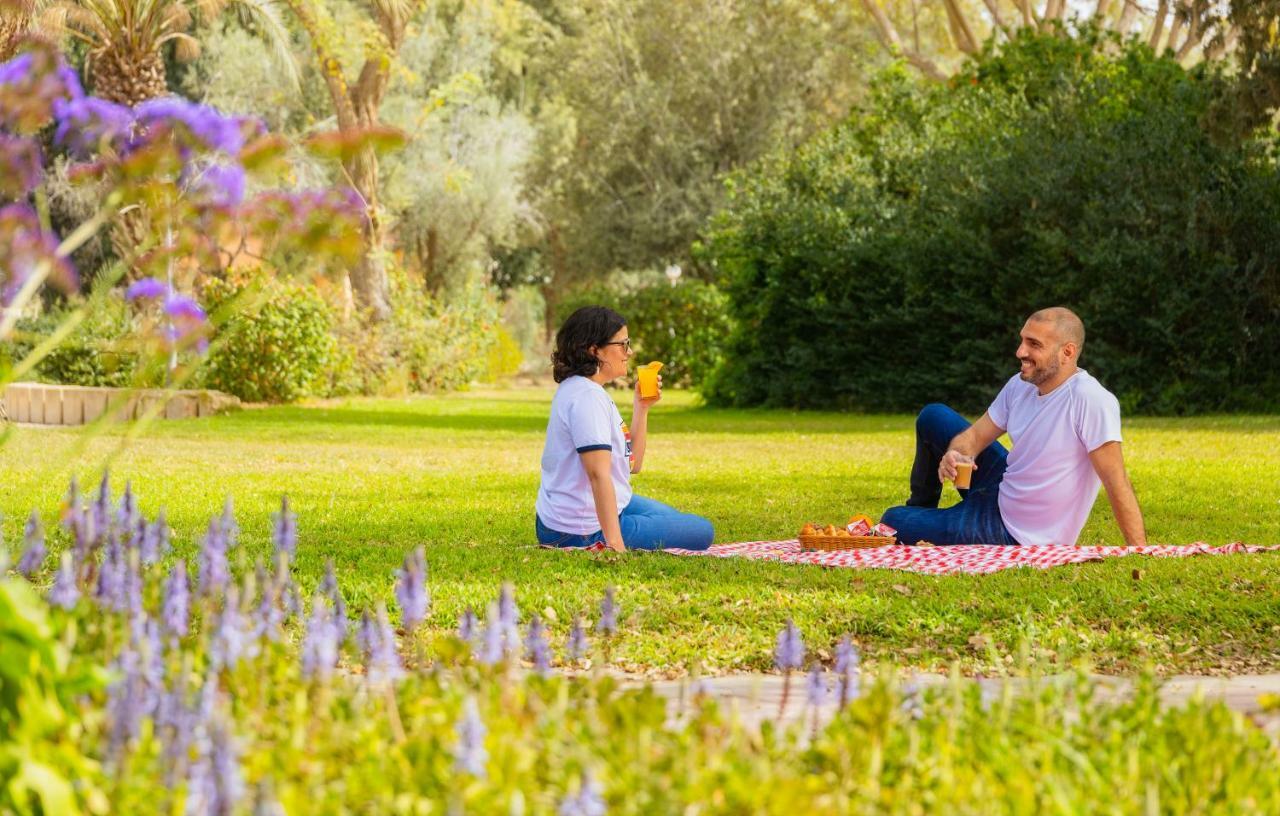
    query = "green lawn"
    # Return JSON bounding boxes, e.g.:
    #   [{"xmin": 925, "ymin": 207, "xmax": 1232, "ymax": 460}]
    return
[{"xmin": 2, "ymin": 387, "xmax": 1278, "ymax": 677}]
